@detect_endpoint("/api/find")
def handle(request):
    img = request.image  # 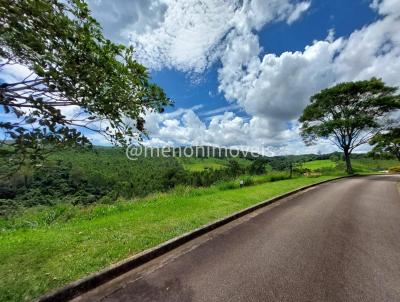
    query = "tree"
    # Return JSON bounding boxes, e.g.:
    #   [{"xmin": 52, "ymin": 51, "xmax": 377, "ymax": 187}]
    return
[
  {"xmin": 369, "ymin": 128, "xmax": 400, "ymax": 161},
  {"xmin": 0, "ymin": 0, "xmax": 170, "ymax": 169},
  {"xmin": 299, "ymin": 78, "xmax": 400, "ymax": 174},
  {"xmin": 249, "ymin": 159, "xmax": 266, "ymax": 175},
  {"xmin": 227, "ymin": 160, "xmax": 242, "ymax": 176}
]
